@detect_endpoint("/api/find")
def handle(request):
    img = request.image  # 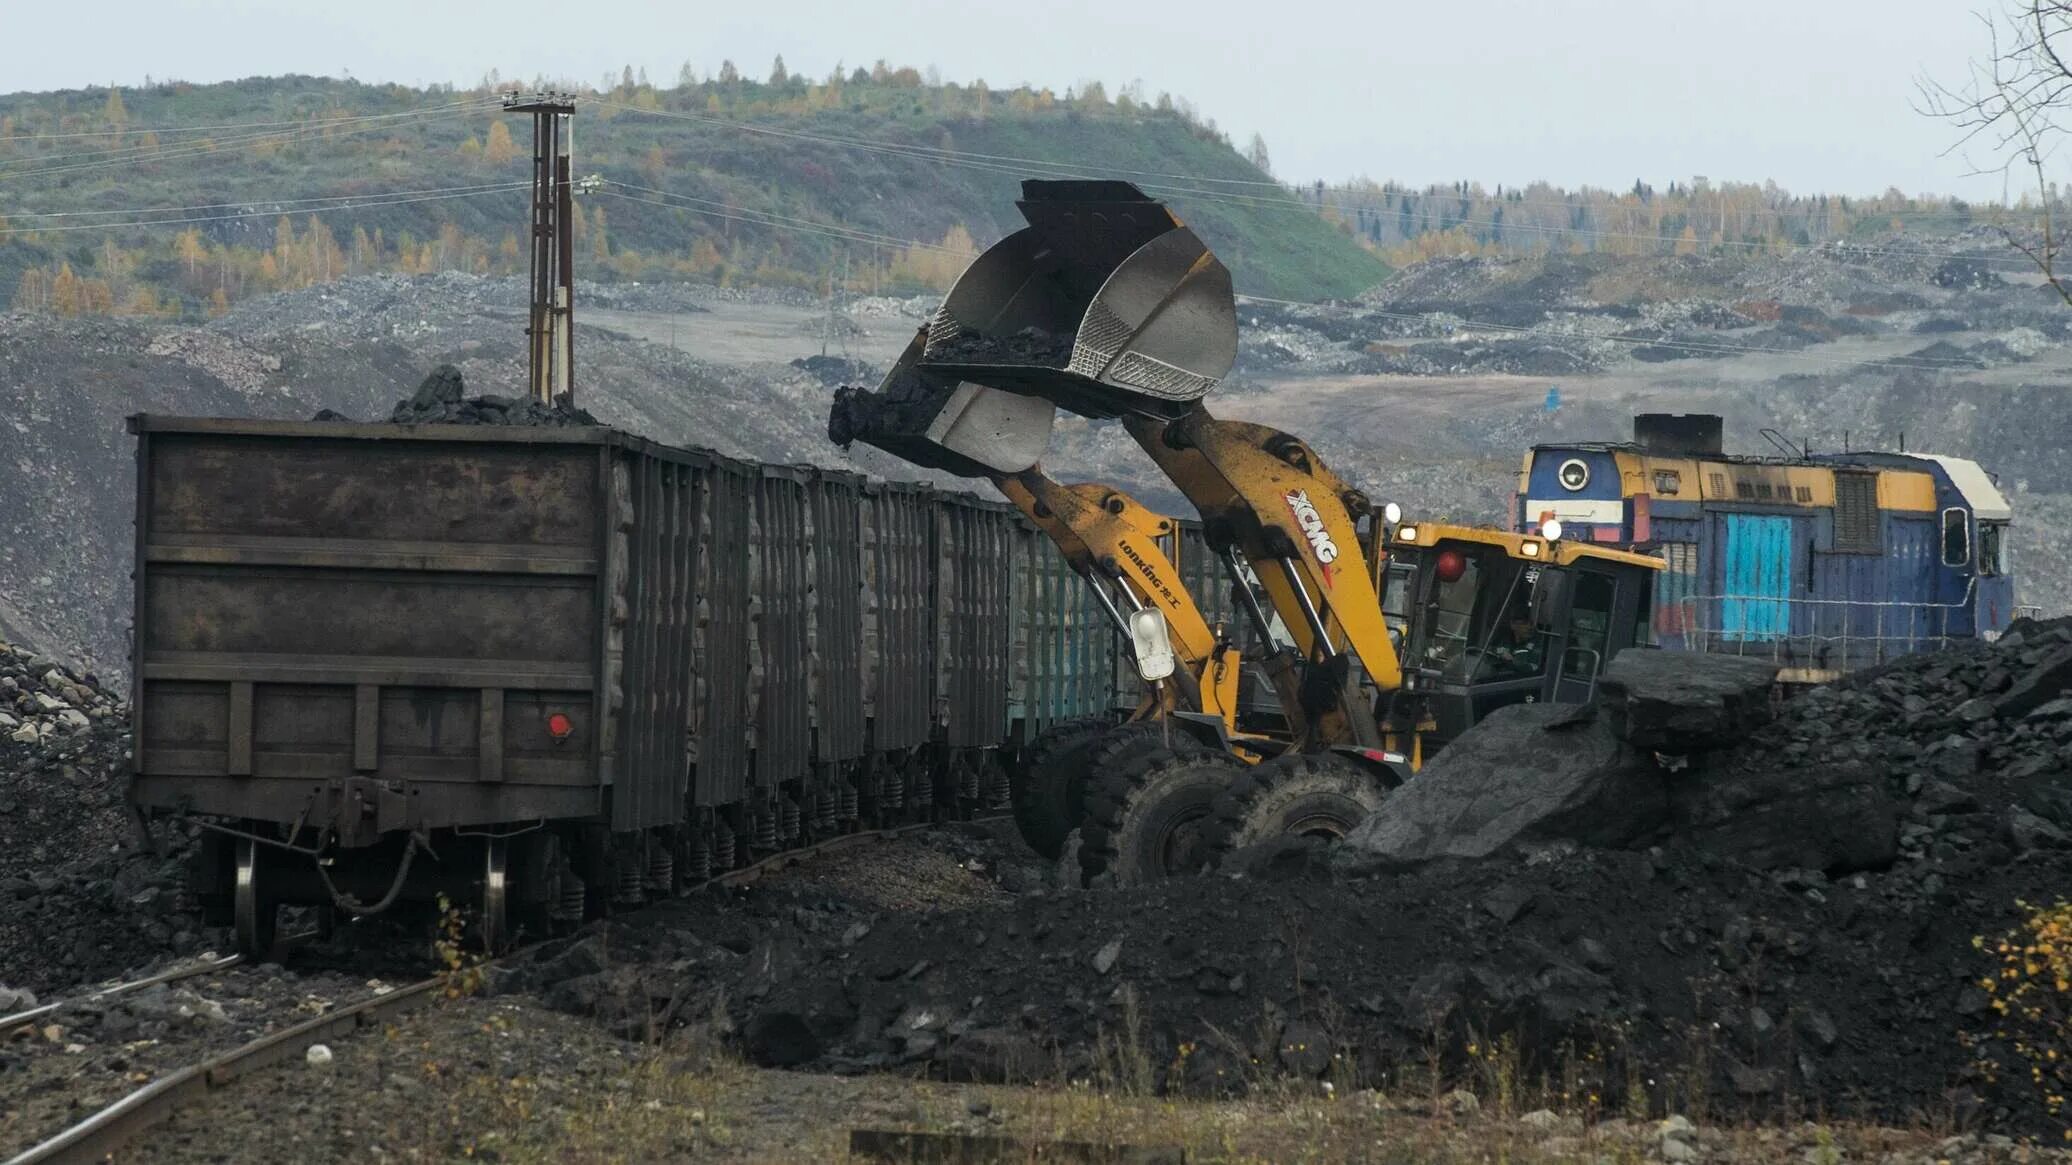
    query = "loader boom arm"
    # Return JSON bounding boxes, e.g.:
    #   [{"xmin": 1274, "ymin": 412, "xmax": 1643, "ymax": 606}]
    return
[
  {"xmin": 994, "ymin": 469, "xmax": 1247, "ymax": 725},
  {"xmin": 1122, "ymin": 407, "xmax": 1402, "ymax": 746}
]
